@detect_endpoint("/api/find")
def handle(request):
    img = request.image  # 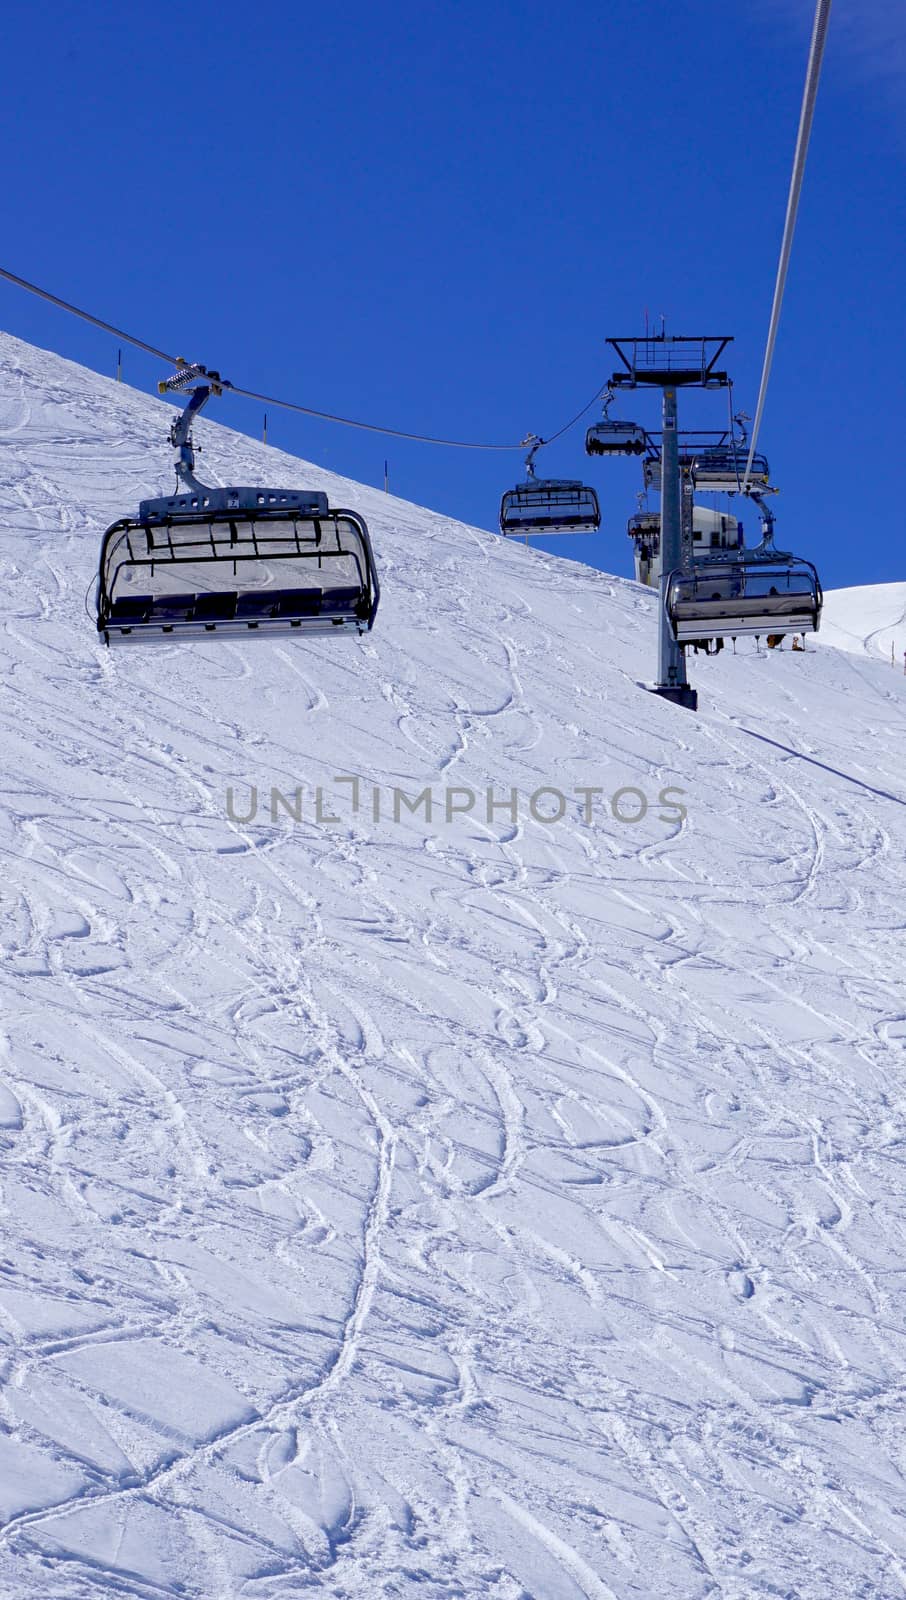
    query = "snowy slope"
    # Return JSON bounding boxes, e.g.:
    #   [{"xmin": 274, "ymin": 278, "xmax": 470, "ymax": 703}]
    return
[
  {"xmin": 1, "ymin": 327, "xmax": 906, "ymax": 1600},
  {"xmin": 820, "ymin": 582, "xmax": 906, "ymax": 665}
]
